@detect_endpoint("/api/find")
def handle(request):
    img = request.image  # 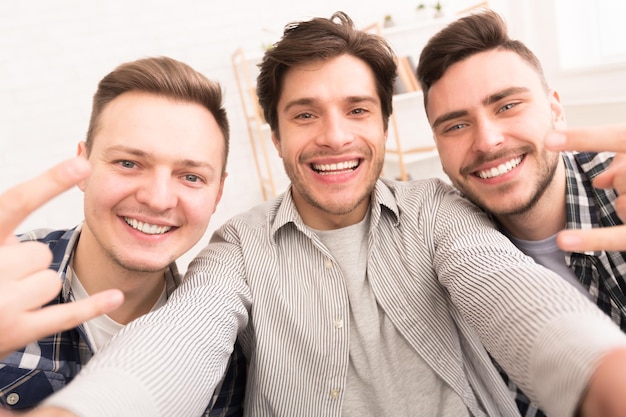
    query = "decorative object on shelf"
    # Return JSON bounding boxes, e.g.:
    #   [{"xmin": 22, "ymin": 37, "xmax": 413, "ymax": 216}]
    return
[
  {"xmin": 415, "ymin": 3, "xmax": 431, "ymax": 22},
  {"xmin": 394, "ymin": 56, "xmax": 420, "ymax": 95},
  {"xmin": 383, "ymin": 14, "xmax": 395, "ymax": 28},
  {"xmin": 433, "ymin": 1, "xmax": 446, "ymax": 18}
]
